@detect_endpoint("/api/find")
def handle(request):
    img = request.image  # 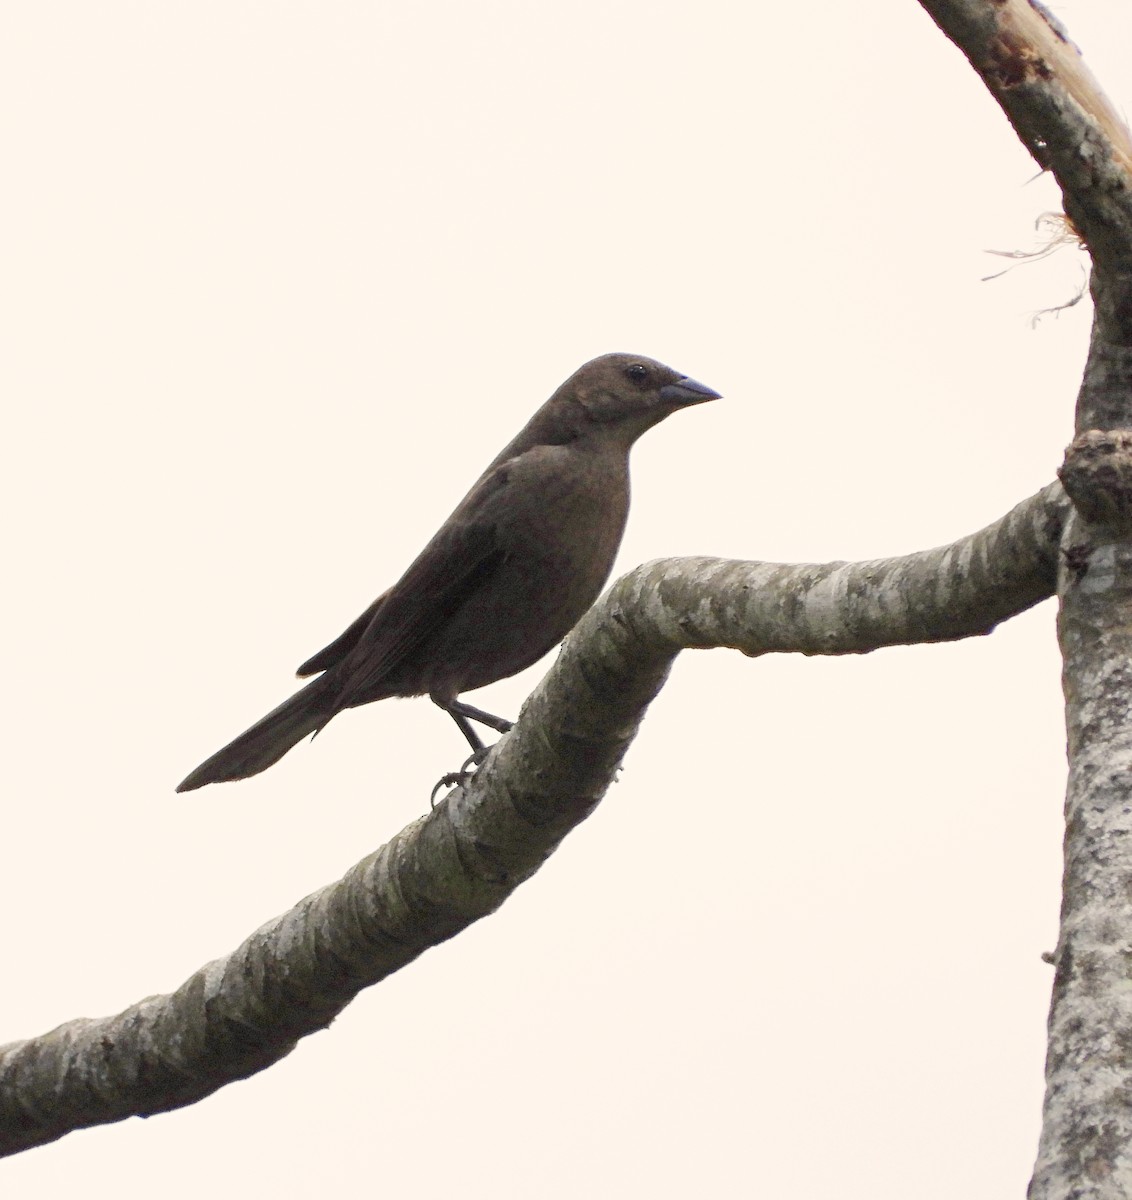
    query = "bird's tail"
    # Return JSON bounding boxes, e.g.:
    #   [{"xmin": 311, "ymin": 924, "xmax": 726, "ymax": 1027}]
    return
[{"xmin": 176, "ymin": 674, "xmax": 336, "ymax": 792}]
